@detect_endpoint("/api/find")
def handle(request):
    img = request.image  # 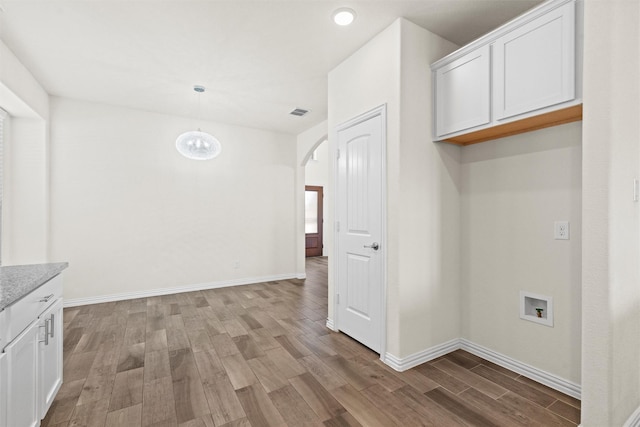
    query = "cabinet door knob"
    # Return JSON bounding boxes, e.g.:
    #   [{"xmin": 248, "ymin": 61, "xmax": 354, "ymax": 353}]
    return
[{"xmin": 39, "ymin": 294, "xmax": 54, "ymax": 303}]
